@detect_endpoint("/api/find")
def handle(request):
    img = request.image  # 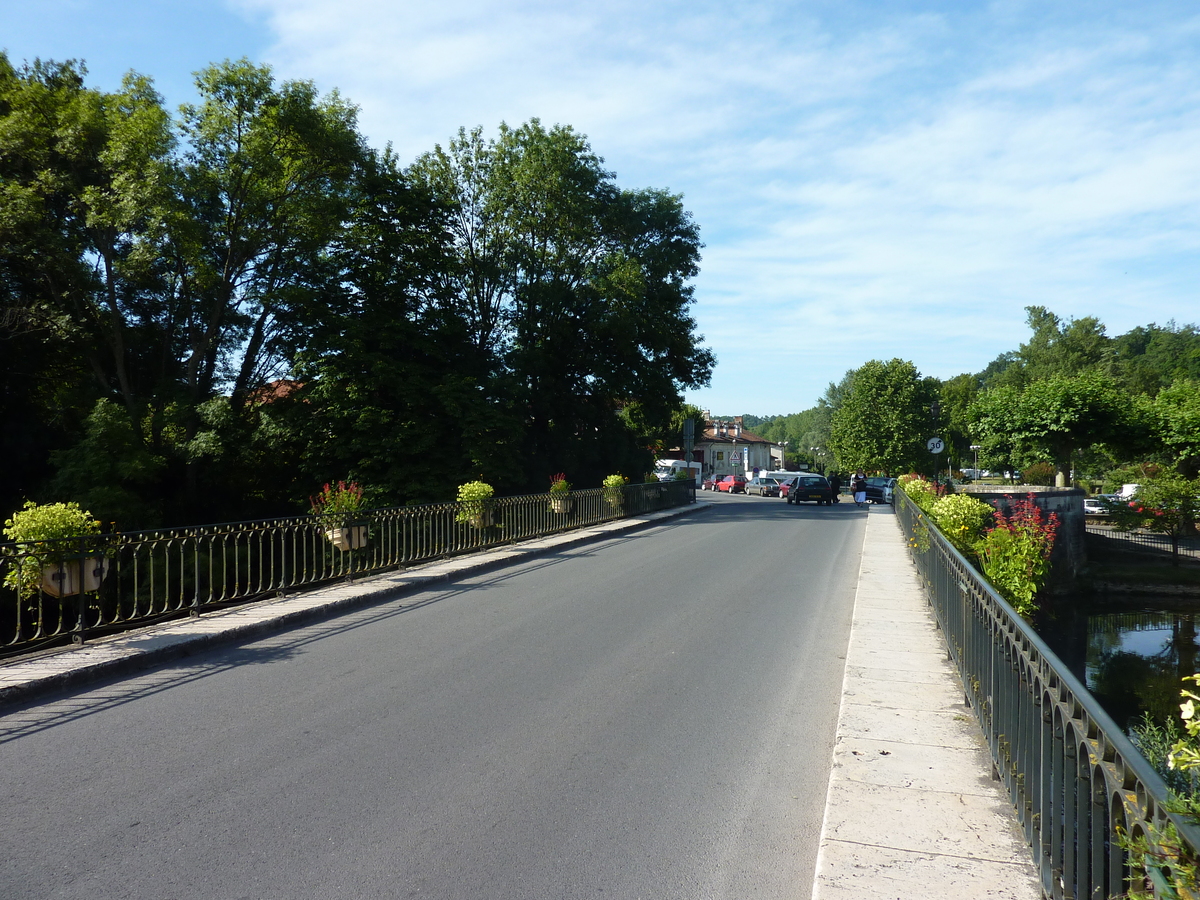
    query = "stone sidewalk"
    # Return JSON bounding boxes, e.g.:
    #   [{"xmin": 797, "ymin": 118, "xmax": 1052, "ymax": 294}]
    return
[{"xmin": 811, "ymin": 505, "xmax": 1042, "ymax": 899}]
